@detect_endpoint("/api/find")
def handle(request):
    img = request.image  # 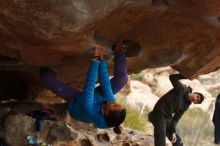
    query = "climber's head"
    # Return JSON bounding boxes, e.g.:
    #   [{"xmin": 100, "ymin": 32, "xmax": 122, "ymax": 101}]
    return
[{"xmin": 102, "ymin": 101, "xmax": 126, "ymax": 134}]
